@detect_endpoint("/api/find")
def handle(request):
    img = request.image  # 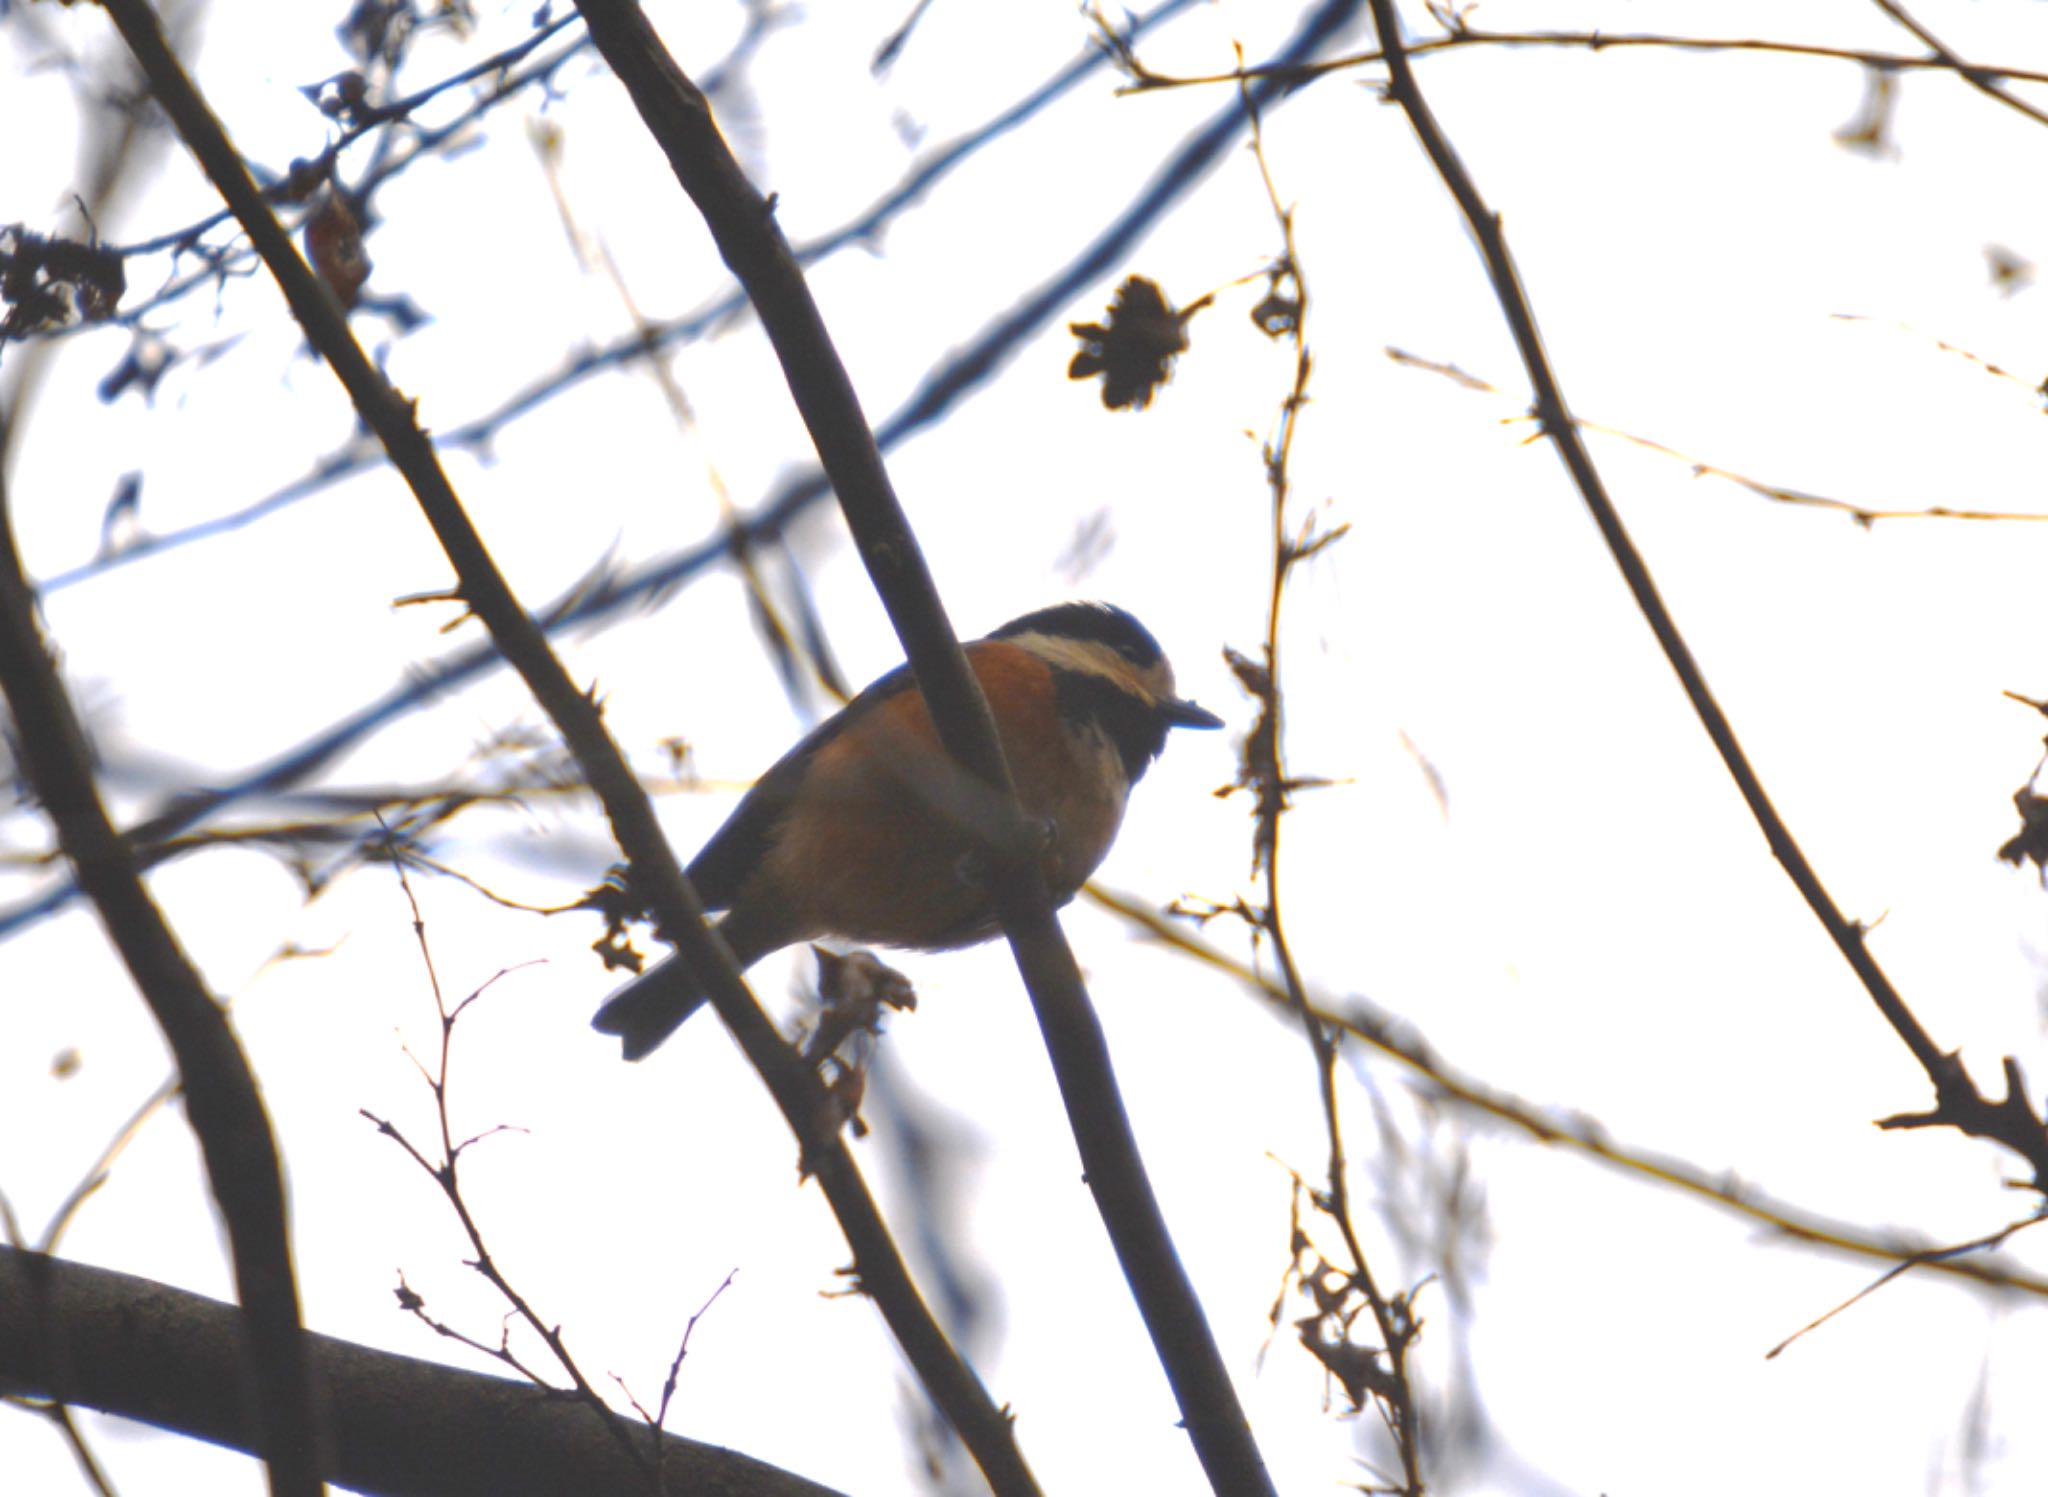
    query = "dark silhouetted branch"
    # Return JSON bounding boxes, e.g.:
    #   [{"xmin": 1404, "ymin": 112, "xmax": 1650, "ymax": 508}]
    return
[
  {"xmin": 569, "ymin": 3, "xmax": 1375, "ymax": 1491},
  {"xmin": 0, "ymin": 1246, "xmax": 844, "ymax": 1497},
  {"xmin": 94, "ymin": 0, "xmax": 1037, "ymax": 1490},
  {"xmin": 0, "ymin": 421, "xmax": 322, "ymax": 1492}
]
